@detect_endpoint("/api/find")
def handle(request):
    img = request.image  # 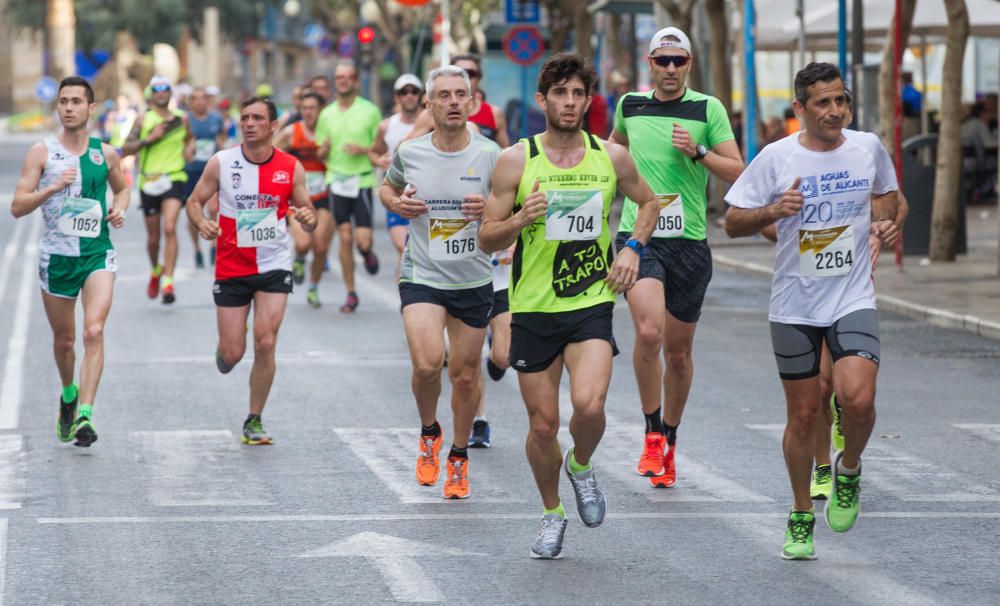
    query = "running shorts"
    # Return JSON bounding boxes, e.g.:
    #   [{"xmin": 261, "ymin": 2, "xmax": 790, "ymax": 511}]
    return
[
  {"xmin": 769, "ymin": 308, "xmax": 881, "ymax": 380},
  {"xmin": 399, "ymin": 282, "xmax": 493, "ymax": 329},
  {"xmin": 615, "ymin": 233, "xmax": 712, "ymax": 323},
  {"xmin": 213, "ymin": 270, "xmax": 293, "ymax": 307},
  {"xmin": 509, "ymin": 303, "xmax": 618, "ymax": 373},
  {"xmin": 39, "ymin": 249, "xmax": 117, "ymax": 299},
  {"xmin": 332, "ymin": 188, "xmax": 374, "ymax": 228}
]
